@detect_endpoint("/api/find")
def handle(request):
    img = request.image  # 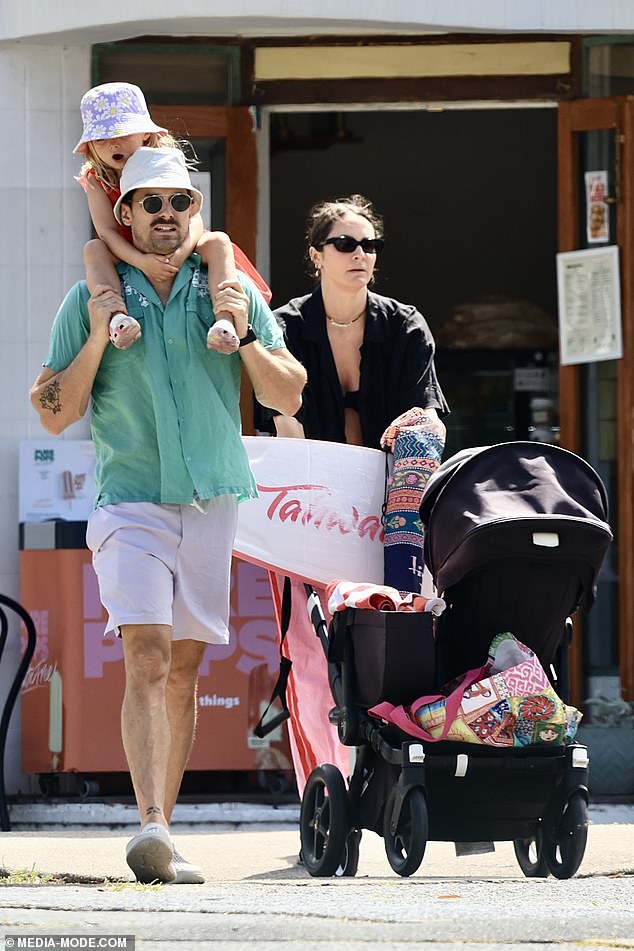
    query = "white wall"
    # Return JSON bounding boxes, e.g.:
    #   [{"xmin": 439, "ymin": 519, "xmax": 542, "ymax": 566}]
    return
[{"xmin": 0, "ymin": 43, "xmax": 91, "ymax": 792}]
